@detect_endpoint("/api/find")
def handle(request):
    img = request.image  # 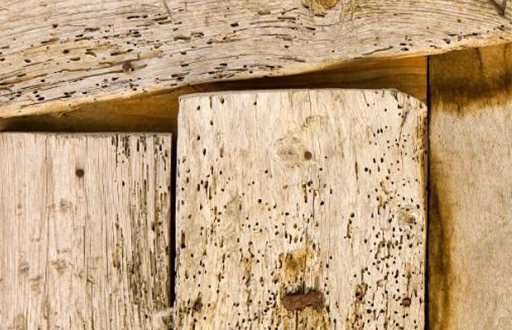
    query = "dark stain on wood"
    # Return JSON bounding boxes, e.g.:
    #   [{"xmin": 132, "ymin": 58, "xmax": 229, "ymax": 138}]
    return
[
  {"xmin": 193, "ymin": 298, "xmax": 203, "ymax": 312},
  {"xmin": 282, "ymin": 291, "xmax": 325, "ymax": 311},
  {"xmin": 489, "ymin": 0, "xmax": 507, "ymax": 16},
  {"xmin": 428, "ymin": 172, "xmax": 455, "ymax": 330},
  {"xmin": 430, "ymin": 44, "xmax": 512, "ymax": 115},
  {"xmin": 280, "ymin": 244, "xmax": 308, "ymax": 286}
]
